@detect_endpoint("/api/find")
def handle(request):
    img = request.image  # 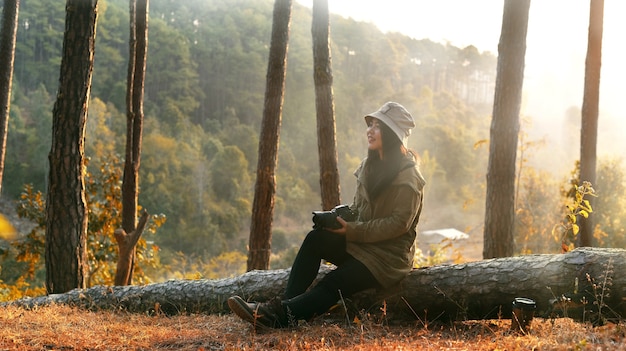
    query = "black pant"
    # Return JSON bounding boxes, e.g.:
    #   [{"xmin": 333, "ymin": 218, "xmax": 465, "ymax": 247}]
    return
[{"xmin": 282, "ymin": 229, "xmax": 380, "ymax": 321}]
